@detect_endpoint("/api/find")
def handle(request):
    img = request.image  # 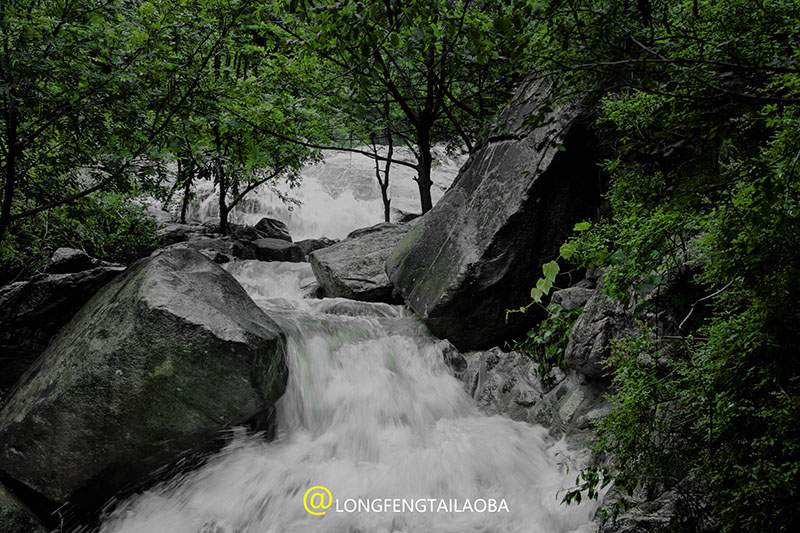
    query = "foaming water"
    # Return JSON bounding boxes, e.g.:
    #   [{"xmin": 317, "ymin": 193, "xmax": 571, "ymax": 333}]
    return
[
  {"xmin": 183, "ymin": 148, "xmax": 464, "ymax": 240},
  {"xmin": 101, "ymin": 261, "xmax": 598, "ymax": 533}
]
